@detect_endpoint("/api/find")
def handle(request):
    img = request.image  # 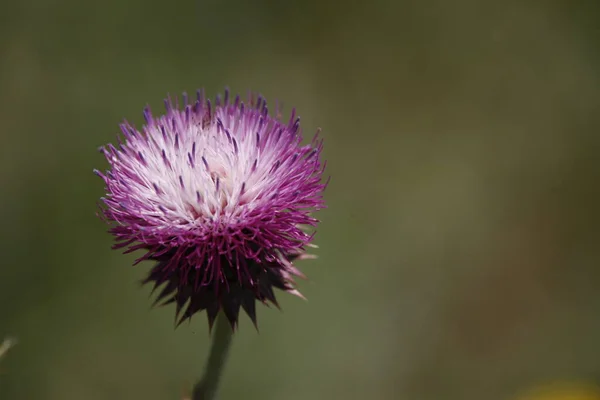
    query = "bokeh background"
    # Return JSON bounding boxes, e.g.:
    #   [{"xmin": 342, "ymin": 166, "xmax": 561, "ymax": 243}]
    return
[{"xmin": 1, "ymin": 0, "xmax": 600, "ymax": 399}]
